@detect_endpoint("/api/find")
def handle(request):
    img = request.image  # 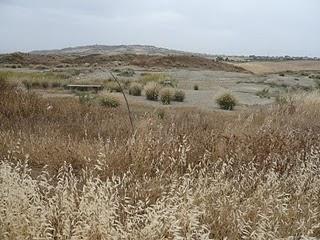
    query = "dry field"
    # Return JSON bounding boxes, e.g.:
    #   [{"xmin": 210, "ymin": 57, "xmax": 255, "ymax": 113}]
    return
[
  {"xmin": 234, "ymin": 60, "xmax": 320, "ymax": 75},
  {"xmin": 1, "ymin": 66, "xmax": 320, "ymax": 239}
]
